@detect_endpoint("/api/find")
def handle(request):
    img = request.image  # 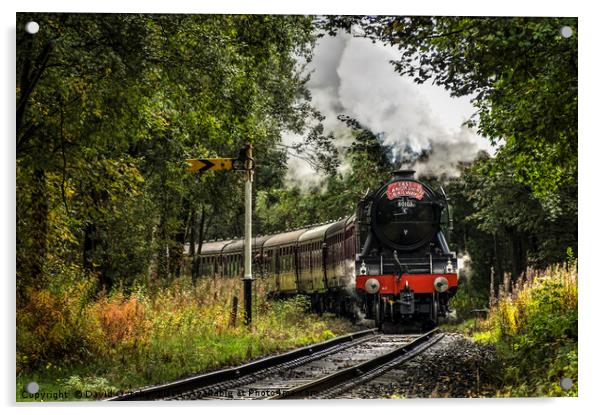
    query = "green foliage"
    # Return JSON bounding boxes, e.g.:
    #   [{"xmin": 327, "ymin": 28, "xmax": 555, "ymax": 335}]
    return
[
  {"xmin": 339, "ymin": 115, "xmax": 394, "ymax": 193},
  {"xmin": 16, "ymin": 265, "xmax": 100, "ymax": 370},
  {"xmin": 449, "ymin": 153, "xmax": 576, "ymax": 290},
  {"xmin": 449, "ymin": 285, "xmax": 488, "ymax": 321},
  {"xmin": 63, "ymin": 375, "xmax": 118, "ymax": 396},
  {"xmin": 16, "ymin": 15, "xmax": 579, "ymax": 399},
  {"xmin": 16, "ymin": 13, "xmax": 335, "ymax": 293},
  {"xmin": 474, "ymin": 263, "xmax": 578, "ymax": 397},
  {"xmin": 323, "ymin": 16, "xmax": 577, "ymax": 199},
  {"xmin": 16, "ymin": 13, "xmax": 349, "ymax": 393}
]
